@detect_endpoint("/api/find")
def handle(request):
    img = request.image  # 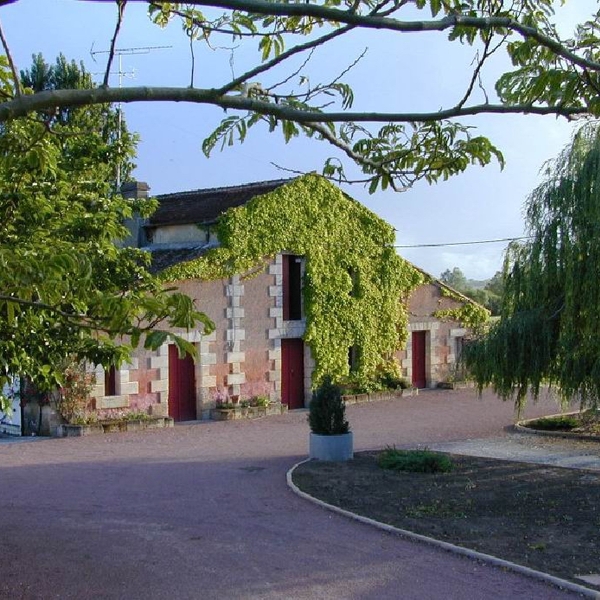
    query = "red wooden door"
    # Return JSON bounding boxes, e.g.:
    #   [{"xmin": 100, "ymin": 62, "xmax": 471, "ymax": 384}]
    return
[
  {"xmin": 168, "ymin": 345, "xmax": 197, "ymax": 421},
  {"xmin": 282, "ymin": 339, "xmax": 305, "ymax": 409},
  {"xmin": 411, "ymin": 331, "xmax": 427, "ymax": 389}
]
